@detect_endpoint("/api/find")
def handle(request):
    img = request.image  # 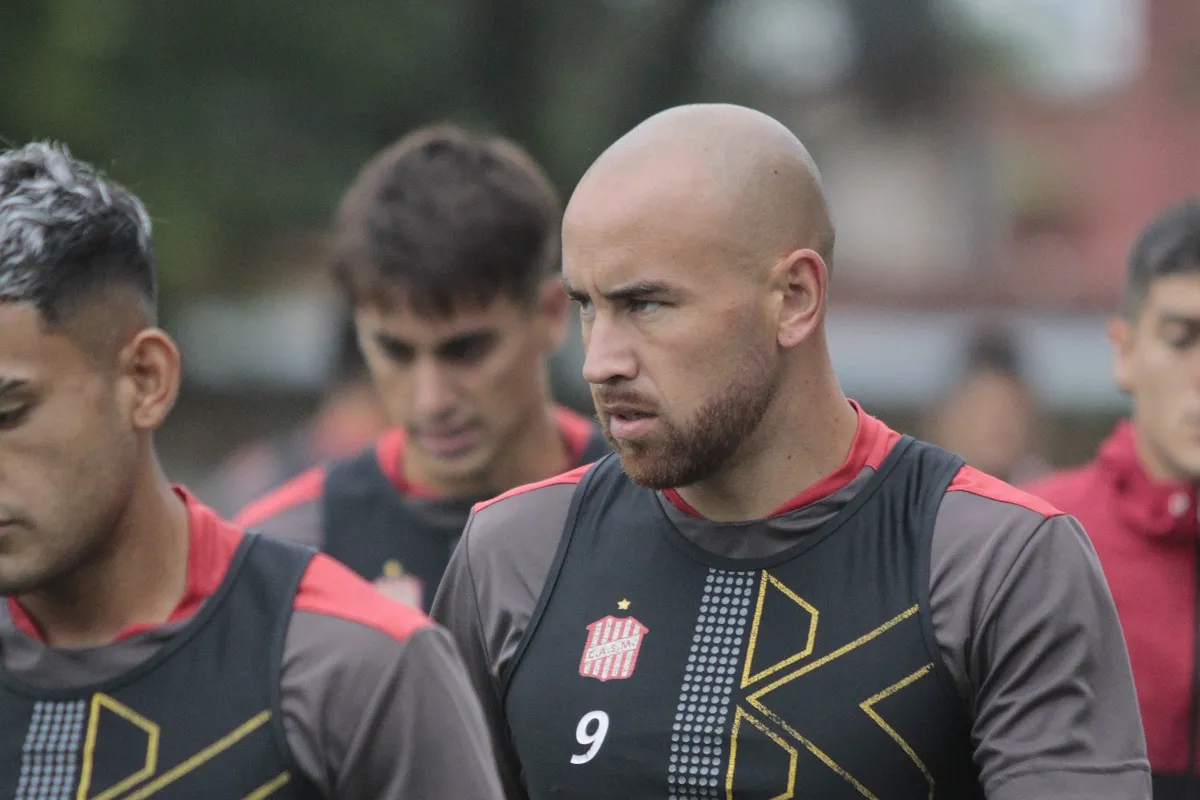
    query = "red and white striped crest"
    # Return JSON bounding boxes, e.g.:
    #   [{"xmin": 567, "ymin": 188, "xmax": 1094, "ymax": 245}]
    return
[{"xmin": 578, "ymin": 615, "xmax": 650, "ymax": 682}]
